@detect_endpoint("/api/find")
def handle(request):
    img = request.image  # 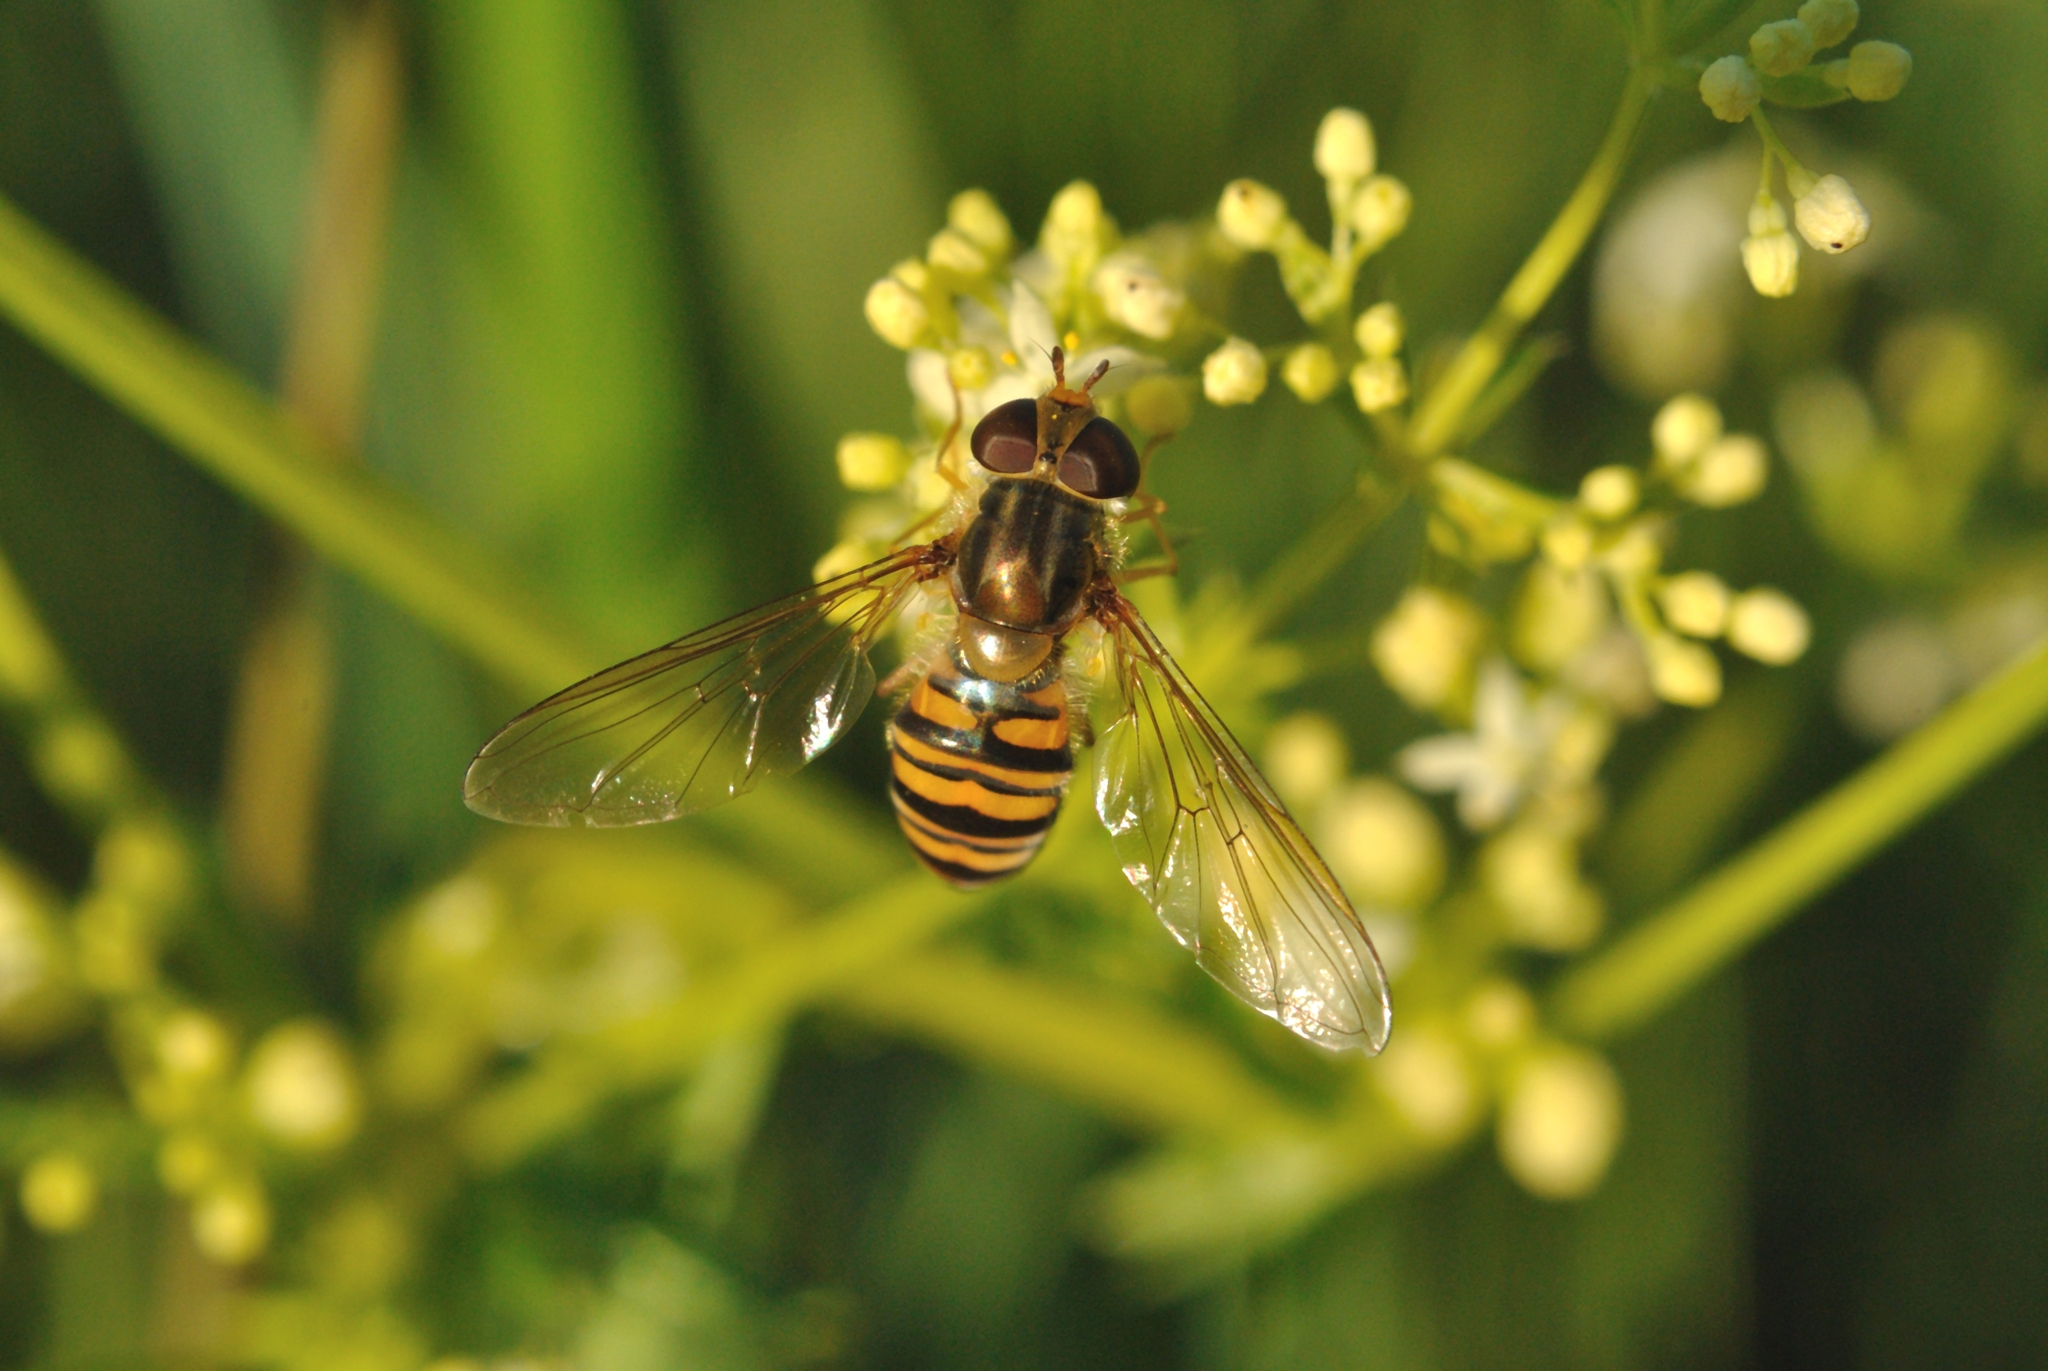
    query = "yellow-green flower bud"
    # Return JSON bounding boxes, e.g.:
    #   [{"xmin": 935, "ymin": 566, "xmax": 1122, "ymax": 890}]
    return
[
  {"xmin": 20, "ymin": 1152, "xmax": 97, "ymax": 1233},
  {"xmin": 1577, "ymin": 465, "xmax": 1640, "ymax": 520},
  {"xmin": 1350, "ymin": 358, "xmax": 1409, "ymax": 413},
  {"xmin": 1845, "ymin": 40, "xmax": 1911, "ymax": 100},
  {"xmin": 1484, "ymin": 825, "xmax": 1604, "ymax": 951},
  {"xmin": 1374, "ymin": 1024, "xmax": 1480, "ymax": 1143},
  {"xmin": 1313, "ymin": 107, "xmax": 1376, "ymax": 183},
  {"xmin": 1681, "ymin": 433, "xmax": 1770, "ymax": 506},
  {"xmin": 1281, "ymin": 342, "xmax": 1341, "ymax": 402},
  {"xmin": 1093, "ymin": 255, "xmax": 1184, "ymax": 340},
  {"xmin": 1348, "ymin": 175, "xmax": 1413, "ymax": 250},
  {"xmin": 1042, "ymin": 180, "xmax": 1106, "ymax": 265},
  {"xmin": 1320, "ymin": 777, "xmax": 1447, "ymax": 910},
  {"xmin": 863, "ymin": 277, "xmax": 929, "ymax": 349},
  {"xmin": 1497, "ymin": 1046, "xmax": 1624, "ymax": 1200},
  {"xmin": 946, "ymin": 188, "xmax": 1013, "ymax": 258},
  {"xmin": 158, "ymin": 1131, "xmax": 220, "ymax": 1194},
  {"xmin": 1798, "ymin": 0, "xmax": 1859, "ymax": 48},
  {"xmin": 192, "ymin": 1177, "xmax": 271, "ymax": 1265},
  {"xmin": 1122, "ymin": 374, "xmax": 1193, "ymax": 438},
  {"xmin": 1465, "ymin": 980, "xmax": 1537, "ymax": 1048},
  {"xmin": 1659, "ymin": 570, "xmax": 1731, "ymax": 638},
  {"xmin": 1262, "ymin": 711, "xmax": 1349, "ymax": 811},
  {"xmin": 1727, "ymin": 588, "xmax": 1811, "ymax": 664},
  {"xmin": 1539, "ymin": 517, "xmax": 1595, "ymax": 571},
  {"xmin": 835, "ymin": 433, "xmax": 913, "ymax": 491},
  {"xmin": 1793, "ymin": 173, "xmax": 1870, "ymax": 254},
  {"xmin": 1371, "ymin": 586, "xmax": 1486, "ymax": 713},
  {"xmin": 1699, "ymin": 55, "xmax": 1762, "ymax": 122},
  {"xmin": 1202, "ymin": 336, "xmax": 1269, "ymax": 406},
  {"xmin": 157, "ymin": 1010, "xmax": 231, "ymax": 1081},
  {"xmin": 1353, "ymin": 301, "xmax": 1405, "ymax": 359},
  {"xmin": 1216, "ymin": 179, "xmax": 1289, "ymax": 250},
  {"xmin": 244, "ymin": 1019, "xmax": 360, "ymax": 1152},
  {"xmin": 1646, "ymin": 633, "xmax": 1724, "ymax": 707},
  {"xmin": 925, "ymin": 227, "xmax": 987, "ymax": 277},
  {"xmin": 1750, "ymin": 18, "xmax": 1817, "ymax": 76},
  {"xmin": 1513, "ymin": 558, "xmax": 1607, "ymax": 673},
  {"xmin": 1652, "ymin": 393, "xmax": 1725, "ymax": 467},
  {"xmin": 1742, "ymin": 204, "xmax": 1801, "ymax": 298}
]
